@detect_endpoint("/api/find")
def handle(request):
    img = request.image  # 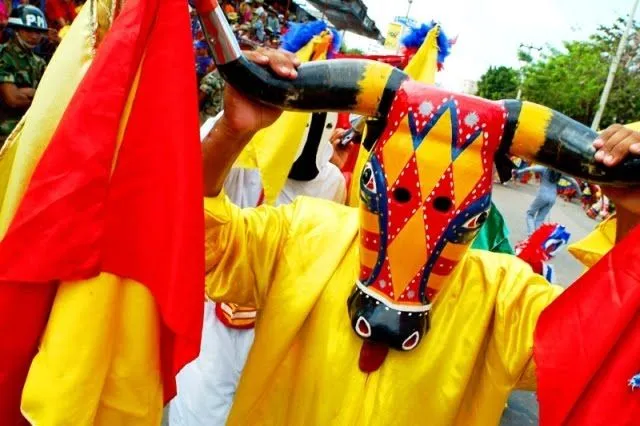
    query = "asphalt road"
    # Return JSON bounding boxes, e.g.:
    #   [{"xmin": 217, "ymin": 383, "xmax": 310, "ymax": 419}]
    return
[{"xmin": 494, "ymin": 182, "xmax": 600, "ymax": 426}]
